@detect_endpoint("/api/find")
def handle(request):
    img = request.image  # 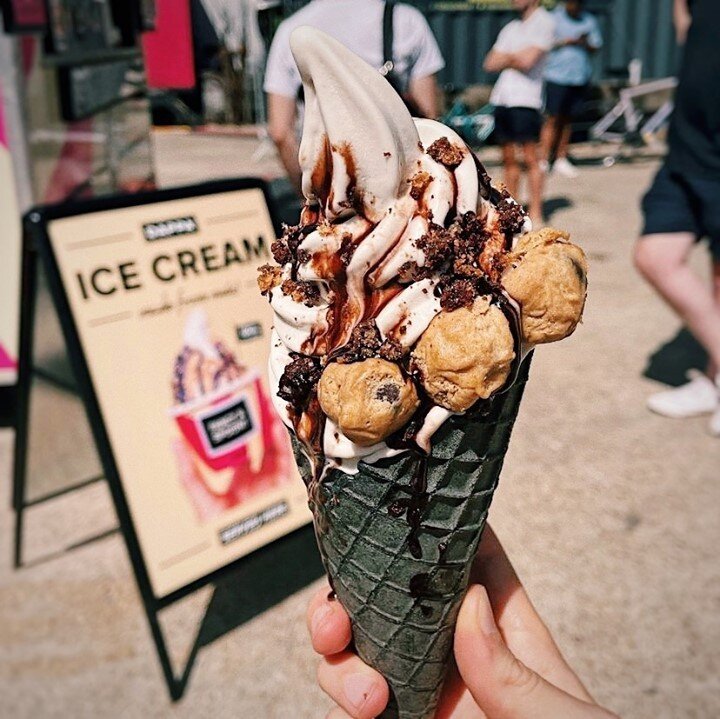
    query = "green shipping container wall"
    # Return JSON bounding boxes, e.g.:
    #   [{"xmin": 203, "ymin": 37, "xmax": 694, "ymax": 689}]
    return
[
  {"xmin": 415, "ymin": 0, "xmax": 680, "ymax": 88},
  {"xmin": 279, "ymin": 0, "xmax": 681, "ymax": 89}
]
